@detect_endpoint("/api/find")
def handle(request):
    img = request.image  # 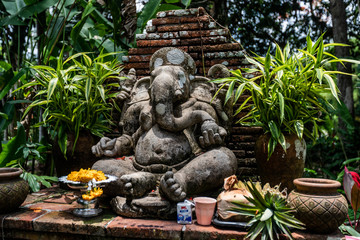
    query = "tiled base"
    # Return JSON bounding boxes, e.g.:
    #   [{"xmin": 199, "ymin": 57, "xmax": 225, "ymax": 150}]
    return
[{"xmin": 0, "ymin": 187, "xmax": 346, "ymax": 239}]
